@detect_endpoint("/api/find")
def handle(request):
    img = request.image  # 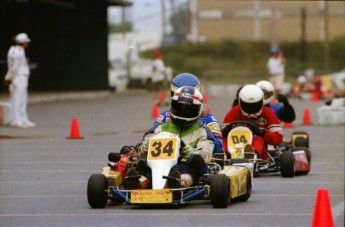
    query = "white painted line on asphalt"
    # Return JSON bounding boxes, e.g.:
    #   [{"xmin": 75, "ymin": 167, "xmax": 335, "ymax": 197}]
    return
[
  {"xmin": 0, "ymin": 195, "xmax": 343, "ymax": 198},
  {"xmin": 0, "ymin": 213, "xmax": 343, "ymax": 217},
  {"xmin": 332, "ymin": 201, "xmax": 345, "ymax": 224},
  {"xmin": 0, "ymin": 213, "xmax": 314, "ymax": 217}
]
